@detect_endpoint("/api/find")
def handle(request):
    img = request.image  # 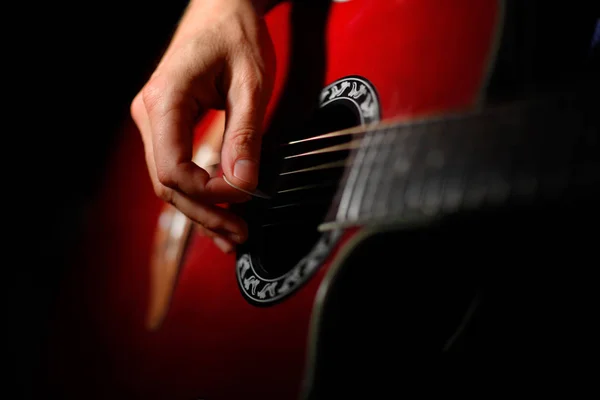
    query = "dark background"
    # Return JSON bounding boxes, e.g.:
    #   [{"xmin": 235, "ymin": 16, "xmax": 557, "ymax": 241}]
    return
[
  {"xmin": 7, "ymin": 1, "xmax": 599, "ymax": 398},
  {"xmin": 9, "ymin": 1, "xmax": 188, "ymax": 397}
]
